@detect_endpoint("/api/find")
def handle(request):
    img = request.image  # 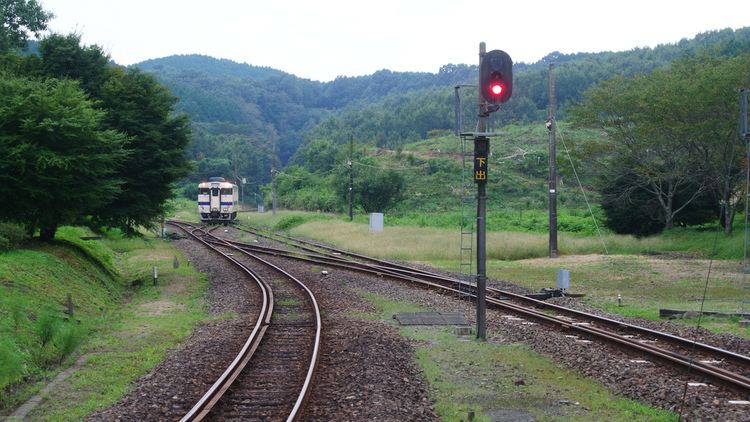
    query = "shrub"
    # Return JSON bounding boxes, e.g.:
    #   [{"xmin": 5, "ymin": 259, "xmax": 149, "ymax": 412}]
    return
[
  {"xmin": 0, "ymin": 221, "xmax": 26, "ymax": 251},
  {"xmin": 275, "ymin": 215, "xmax": 309, "ymax": 231},
  {"xmin": 35, "ymin": 310, "xmax": 58, "ymax": 348},
  {"xmin": 52, "ymin": 323, "xmax": 82, "ymax": 362}
]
